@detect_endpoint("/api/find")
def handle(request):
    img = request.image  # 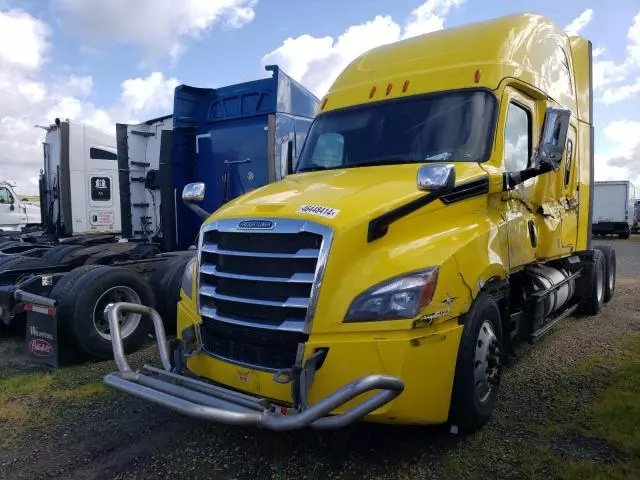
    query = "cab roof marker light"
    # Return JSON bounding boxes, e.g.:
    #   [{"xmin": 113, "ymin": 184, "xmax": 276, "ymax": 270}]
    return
[
  {"xmin": 369, "ymin": 86, "xmax": 377, "ymax": 98},
  {"xmin": 320, "ymin": 97, "xmax": 328, "ymax": 110},
  {"xmin": 402, "ymin": 80, "xmax": 410, "ymax": 92},
  {"xmin": 474, "ymin": 69, "xmax": 481, "ymax": 83},
  {"xmin": 386, "ymin": 84, "xmax": 393, "ymax": 95}
]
